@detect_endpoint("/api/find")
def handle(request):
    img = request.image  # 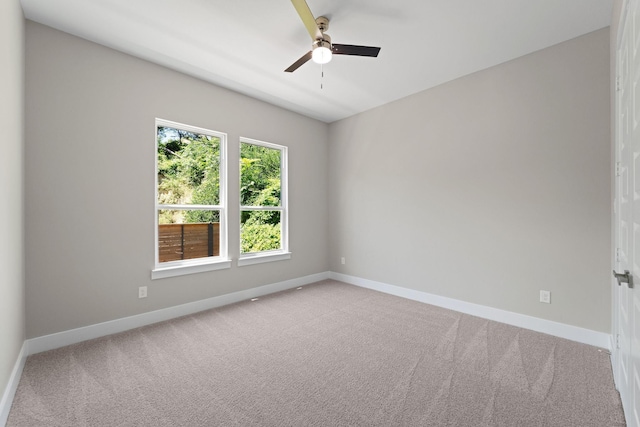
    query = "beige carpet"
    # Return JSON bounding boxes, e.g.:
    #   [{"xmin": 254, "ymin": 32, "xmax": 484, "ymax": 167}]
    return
[{"xmin": 7, "ymin": 280, "xmax": 625, "ymax": 426}]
